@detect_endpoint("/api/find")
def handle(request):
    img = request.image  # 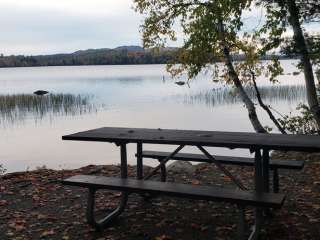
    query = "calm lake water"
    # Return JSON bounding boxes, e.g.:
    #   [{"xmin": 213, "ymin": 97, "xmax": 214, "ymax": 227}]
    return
[{"xmin": 0, "ymin": 61, "xmax": 307, "ymax": 173}]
